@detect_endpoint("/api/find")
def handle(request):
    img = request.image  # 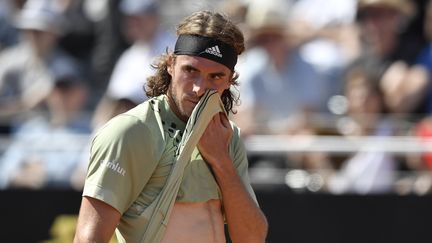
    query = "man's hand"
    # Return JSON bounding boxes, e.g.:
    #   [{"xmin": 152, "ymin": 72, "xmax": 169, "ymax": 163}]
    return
[{"xmin": 198, "ymin": 112, "xmax": 232, "ymax": 168}]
